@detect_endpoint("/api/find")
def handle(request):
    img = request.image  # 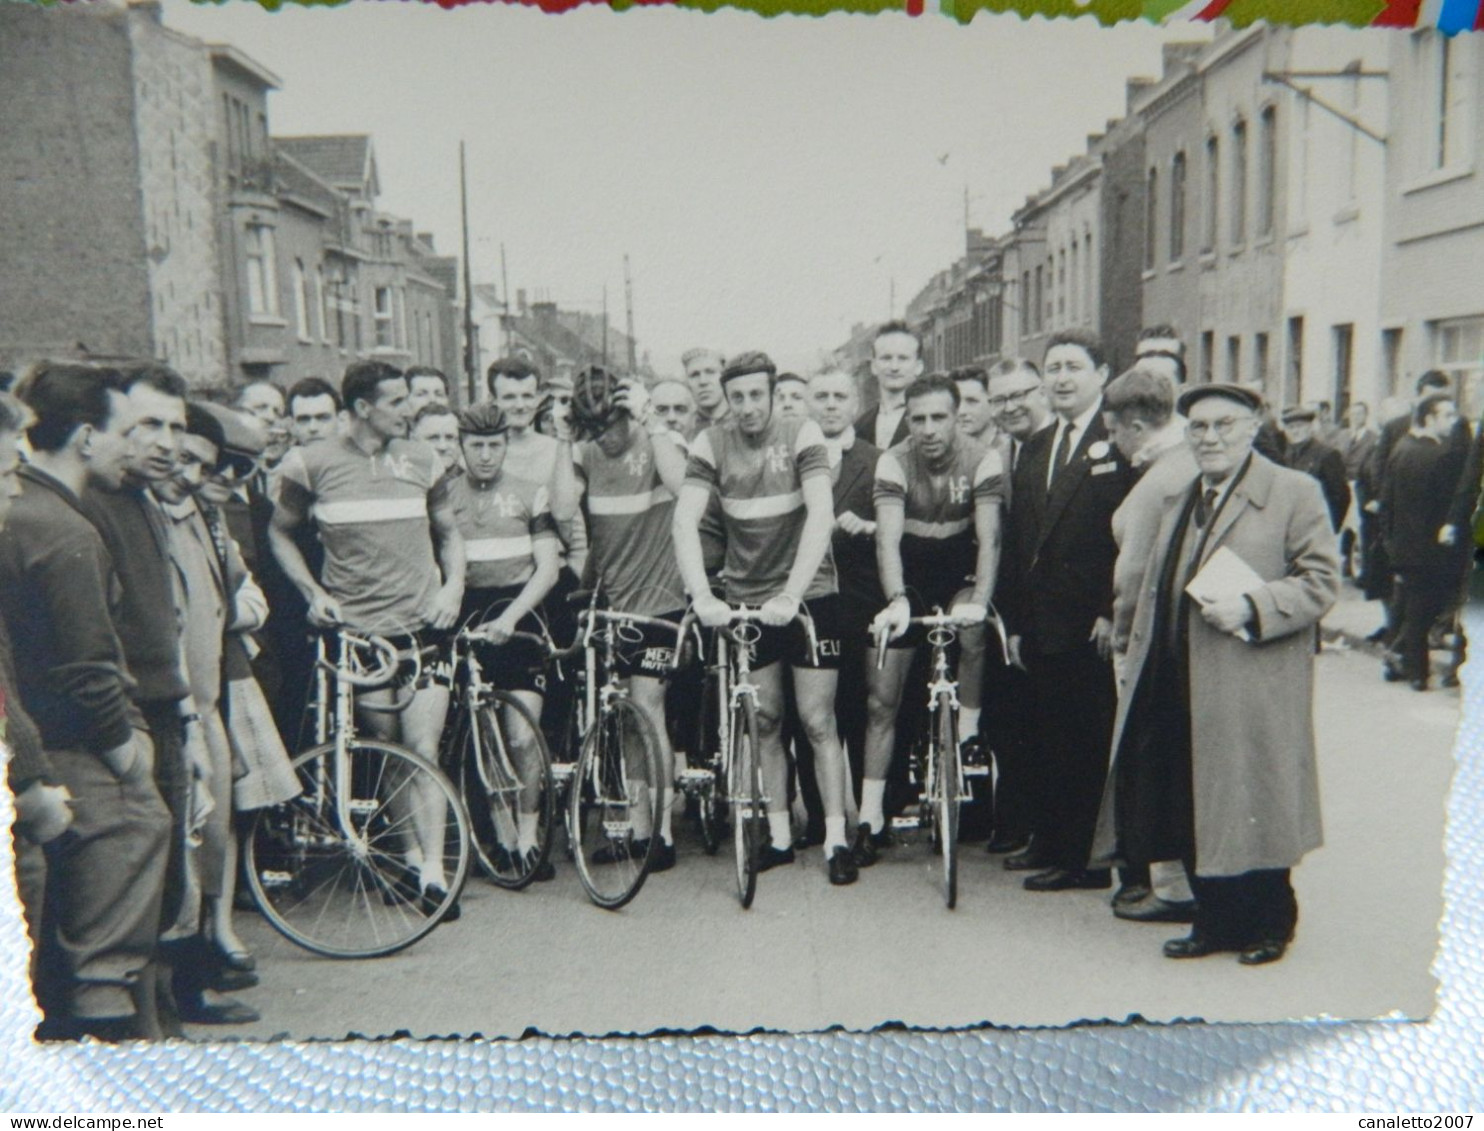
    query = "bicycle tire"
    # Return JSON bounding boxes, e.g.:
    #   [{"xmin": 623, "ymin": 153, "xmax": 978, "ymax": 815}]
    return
[
  {"xmin": 460, "ymin": 692, "xmax": 556, "ymax": 890},
  {"xmin": 933, "ymin": 692, "xmax": 961, "ymax": 910},
  {"xmin": 729, "ymin": 694, "xmax": 764, "ymax": 910},
  {"xmin": 696, "ymin": 754, "xmax": 726, "ymax": 856},
  {"xmin": 569, "ymin": 695, "xmax": 663, "ymax": 910},
  {"xmin": 245, "ymin": 740, "xmax": 471, "ymax": 959}
]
